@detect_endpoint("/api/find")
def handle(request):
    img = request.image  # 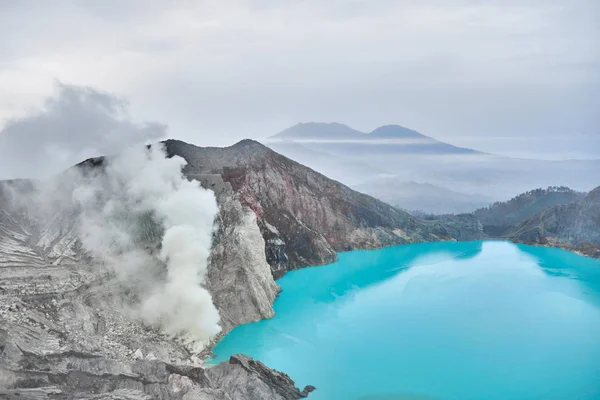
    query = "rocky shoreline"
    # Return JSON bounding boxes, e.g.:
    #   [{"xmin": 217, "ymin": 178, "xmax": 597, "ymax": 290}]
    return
[{"xmin": 508, "ymin": 239, "xmax": 600, "ymax": 260}]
